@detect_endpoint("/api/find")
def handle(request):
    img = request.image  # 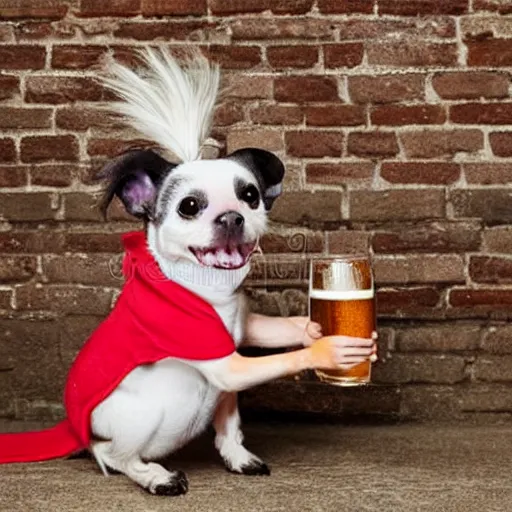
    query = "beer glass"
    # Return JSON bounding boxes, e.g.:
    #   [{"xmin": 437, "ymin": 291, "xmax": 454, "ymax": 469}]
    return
[{"xmin": 309, "ymin": 255, "xmax": 376, "ymax": 386}]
